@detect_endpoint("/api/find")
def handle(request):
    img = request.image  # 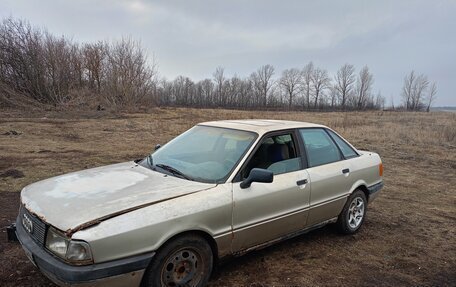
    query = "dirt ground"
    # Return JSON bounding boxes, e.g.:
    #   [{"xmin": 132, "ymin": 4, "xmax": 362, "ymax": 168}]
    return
[{"xmin": 0, "ymin": 108, "xmax": 455, "ymax": 286}]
